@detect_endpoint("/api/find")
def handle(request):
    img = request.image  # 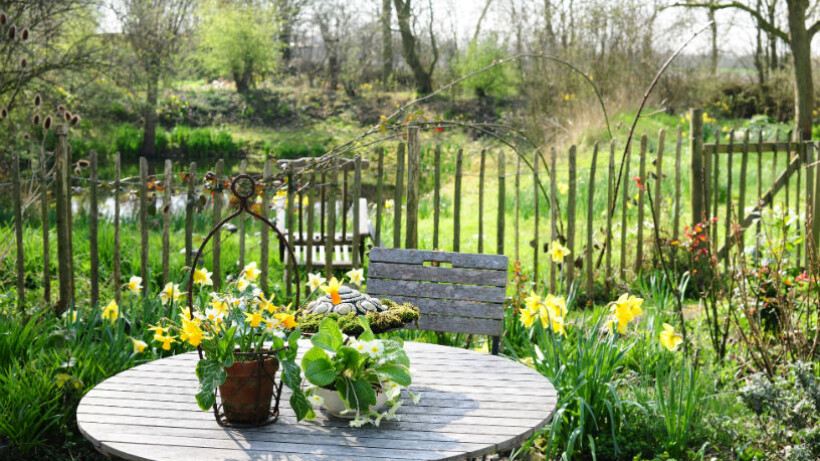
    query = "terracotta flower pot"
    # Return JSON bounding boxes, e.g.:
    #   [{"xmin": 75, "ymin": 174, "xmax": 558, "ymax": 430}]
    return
[{"xmin": 219, "ymin": 356, "xmax": 279, "ymax": 424}]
